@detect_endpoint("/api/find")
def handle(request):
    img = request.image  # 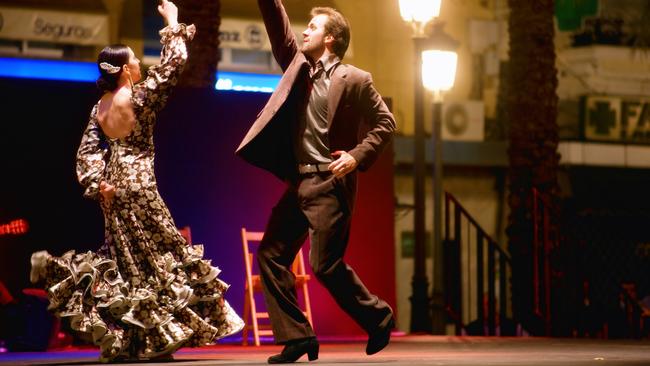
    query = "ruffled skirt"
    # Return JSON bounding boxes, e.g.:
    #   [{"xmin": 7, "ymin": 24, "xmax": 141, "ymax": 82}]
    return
[{"xmin": 30, "ymin": 245, "xmax": 244, "ymax": 362}]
